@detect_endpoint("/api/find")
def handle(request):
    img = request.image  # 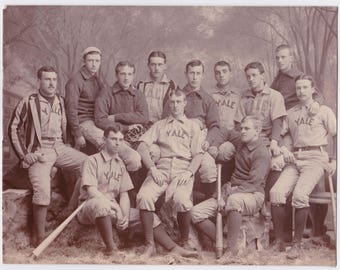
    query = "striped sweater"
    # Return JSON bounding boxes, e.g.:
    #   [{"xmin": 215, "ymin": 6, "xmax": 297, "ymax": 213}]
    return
[{"xmin": 8, "ymin": 93, "xmax": 67, "ymax": 160}]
